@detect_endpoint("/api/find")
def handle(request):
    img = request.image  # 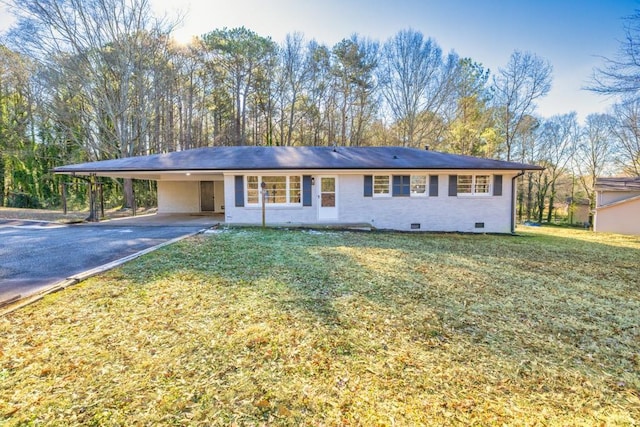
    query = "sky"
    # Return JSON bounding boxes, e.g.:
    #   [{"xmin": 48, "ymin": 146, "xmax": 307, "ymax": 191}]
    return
[
  {"xmin": 1, "ymin": 0, "xmax": 638, "ymax": 124},
  {"xmin": 147, "ymin": 0, "xmax": 637, "ymax": 124}
]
